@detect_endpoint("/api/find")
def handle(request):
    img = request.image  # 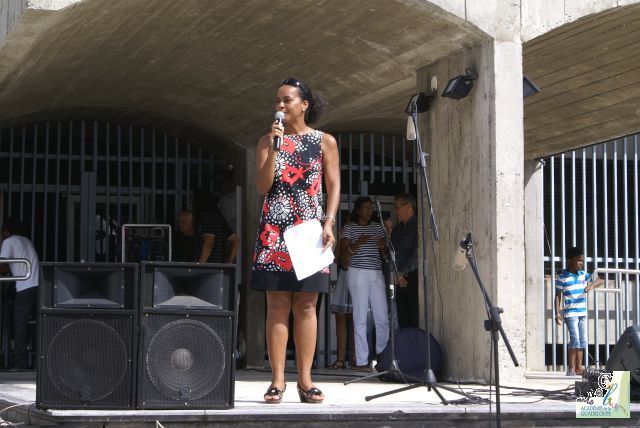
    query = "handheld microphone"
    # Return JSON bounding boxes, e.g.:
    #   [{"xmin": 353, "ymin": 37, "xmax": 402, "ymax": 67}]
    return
[
  {"xmin": 452, "ymin": 232, "xmax": 472, "ymax": 271},
  {"xmin": 273, "ymin": 111, "xmax": 285, "ymax": 151}
]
